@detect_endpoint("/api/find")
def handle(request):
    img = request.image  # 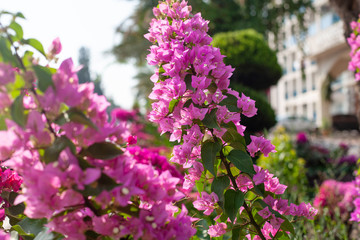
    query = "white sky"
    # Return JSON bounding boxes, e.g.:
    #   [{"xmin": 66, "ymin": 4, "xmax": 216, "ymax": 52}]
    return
[{"xmin": 2, "ymin": 0, "xmax": 139, "ymax": 109}]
